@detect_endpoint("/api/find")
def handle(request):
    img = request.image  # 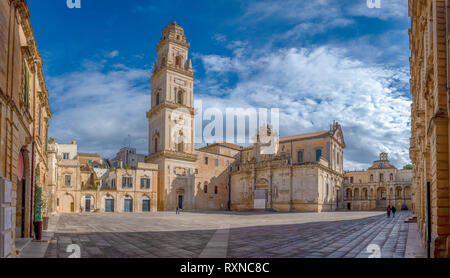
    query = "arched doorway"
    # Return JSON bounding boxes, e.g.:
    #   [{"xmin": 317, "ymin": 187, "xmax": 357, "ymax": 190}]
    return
[
  {"xmin": 362, "ymin": 188, "xmax": 368, "ymax": 200},
  {"xmin": 104, "ymin": 195, "xmax": 115, "ymax": 212},
  {"xmin": 142, "ymin": 196, "xmax": 151, "ymax": 212},
  {"xmin": 376, "ymin": 187, "xmax": 387, "ymax": 208},
  {"xmin": 176, "ymin": 188, "xmax": 185, "ymax": 210},
  {"xmin": 124, "ymin": 195, "xmax": 133, "ymax": 212},
  {"xmin": 82, "ymin": 194, "xmax": 95, "ymax": 212},
  {"xmin": 60, "ymin": 193, "xmax": 75, "ymax": 213}
]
